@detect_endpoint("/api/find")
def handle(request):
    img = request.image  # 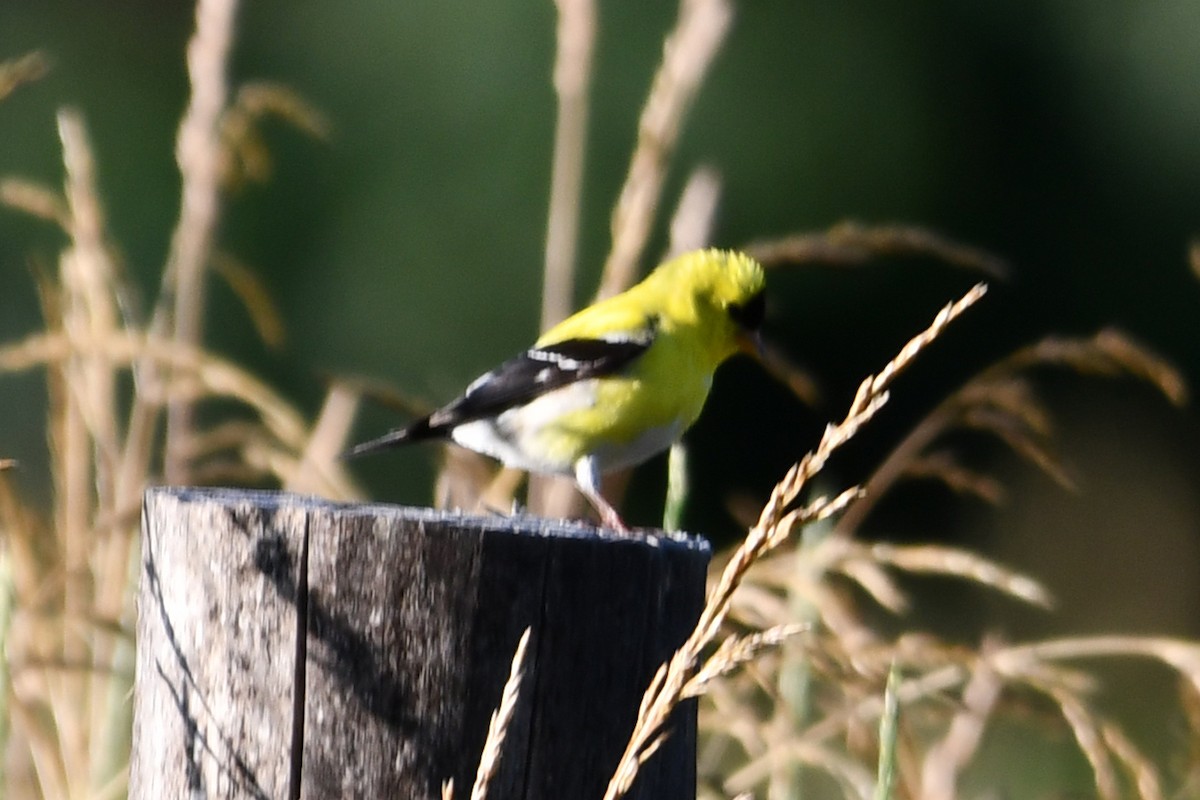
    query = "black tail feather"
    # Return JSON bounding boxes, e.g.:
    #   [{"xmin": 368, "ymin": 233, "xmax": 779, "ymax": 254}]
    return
[{"xmin": 341, "ymin": 415, "xmax": 441, "ymax": 460}]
